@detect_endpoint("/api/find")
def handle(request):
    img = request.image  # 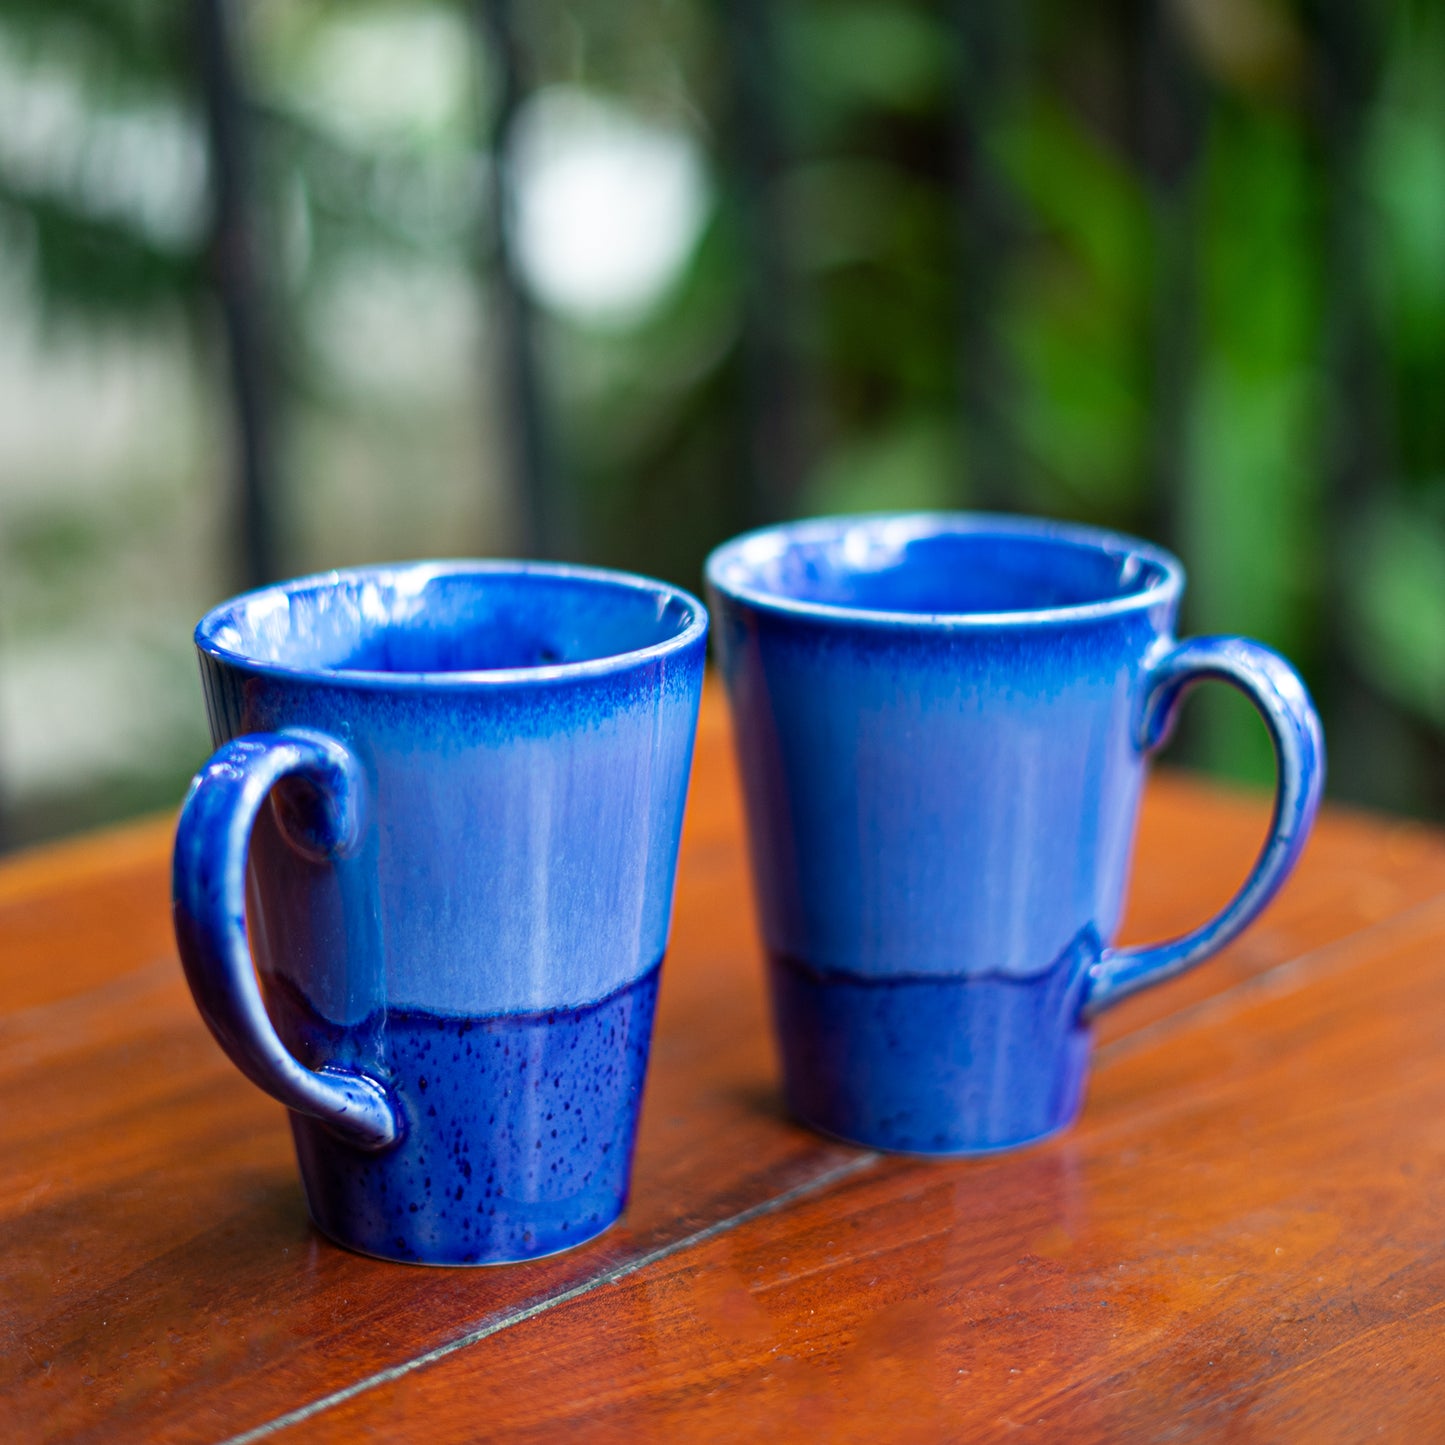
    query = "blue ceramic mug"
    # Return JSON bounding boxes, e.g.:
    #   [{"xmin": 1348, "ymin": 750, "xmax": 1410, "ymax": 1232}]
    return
[
  {"xmin": 172, "ymin": 562, "xmax": 707, "ymax": 1264},
  {"xmin": 706, "ymin": 514, "xmax": 1324, "ymax": 1155}
]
